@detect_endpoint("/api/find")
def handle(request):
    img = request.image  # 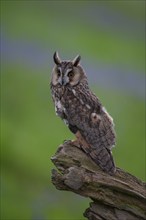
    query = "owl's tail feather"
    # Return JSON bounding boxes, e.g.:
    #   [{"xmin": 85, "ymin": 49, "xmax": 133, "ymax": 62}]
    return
[
  {"xmin": 81, "ymin": 145, "xmax": 116, "ymax": 175},
  {"xmin": 89, "ymin": 147, "xmax": 116, "ymax": 175}
]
